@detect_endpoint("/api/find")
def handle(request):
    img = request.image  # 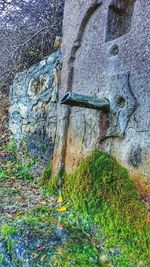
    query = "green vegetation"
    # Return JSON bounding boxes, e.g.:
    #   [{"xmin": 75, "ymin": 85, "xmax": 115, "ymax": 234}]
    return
[
  {"xmin": 43, "ymin": 164, "xmax": 65, "ymax": 196},
  {"xmin": 48, "ymin": 150, "xmax": 150, "ymax": 267},
  {"xmin": 50, "ymin": 239, "xmax": 100, "ymax": 267},
  {"xmin": 6, "ymin": 138, "xmax": 17, "ymax": 158},
  {"xmin": 1, "ymin": 224, "xmax": 17, "ymax": 238},
  {"xmin": 0, "ymin": 139, "xmax": 36, "ymax": 181},
  {"xmin": 0, "ymin": 145, "xmax": 149, "ymax": 266},
  {"xmin": 0, "ymin": 255, "xmax": 5, "ymax": 265},
  {"xmin": 14, "ymin": 161, "xmax": 34, "ymax": 180},
  {"xmin": 1, "ymin": 225, "xmax": 18, "ymax": 254},
  {"xmin": 1, "ymin": 160, "xmax": 34, "ymax": 181},
  {"xmin": 23, "ymin": 214, "xmax": 43, "ymax": 226},
  {"xmin": 0, "ymin": 169, "xmax": 7, "ymax": 181},
  {"xmin": 22, "ymin": 206, "xmax": 56, "ymax": 228},
  {"xmin": 42, "ymin": 163, "xmax": 52, "ymax": 184}
]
